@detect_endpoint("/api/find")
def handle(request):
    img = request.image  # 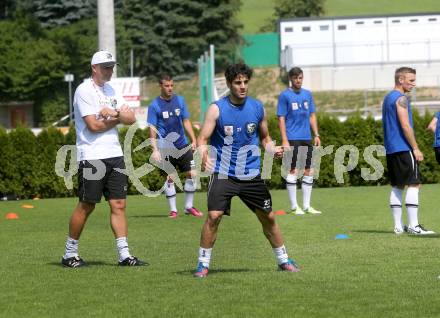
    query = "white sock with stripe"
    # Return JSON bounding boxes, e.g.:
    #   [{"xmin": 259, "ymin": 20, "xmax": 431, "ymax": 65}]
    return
[
  {"xmin": 164, "ymin": 181, "xmax": 177, "ymax": 212},
  {"xmin": 116, "ymin": 237, "xmax": 131, "ymax": 262},
  {"xmin": 405, "ymin": 187, "xmax": 419, "ymax": 228},
  {"xmin": 302, "ymin": 175, "xmax": 314, "ymax": 210},
  {"xmin": 64, "ymin": 237, "xmax": 79, "ymax": 259},
  {"xmin": 286, "ymin": 174, "xmax": 297, "ymax": 210},
  {"xmin": 390, "ymin": 187, "xmax": 403, "ymax": 230}
]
